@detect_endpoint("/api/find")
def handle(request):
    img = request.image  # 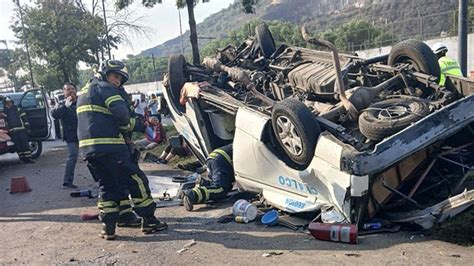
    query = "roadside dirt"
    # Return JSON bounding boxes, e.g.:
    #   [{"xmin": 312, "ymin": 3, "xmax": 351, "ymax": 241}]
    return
[{"xmin": 0, "ymin": 144, "xmax": 473, "ymax": 264}]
